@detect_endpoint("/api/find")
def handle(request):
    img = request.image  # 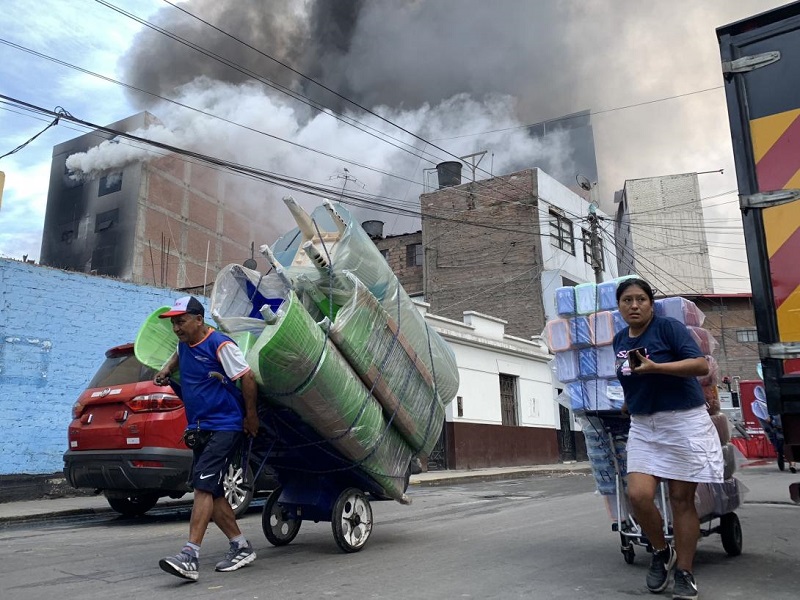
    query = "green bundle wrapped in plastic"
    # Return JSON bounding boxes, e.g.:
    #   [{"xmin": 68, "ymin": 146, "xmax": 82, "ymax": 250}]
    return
[
  {"xmin": 327, "ymin": 272, "xmax": 445, "ymax": 456},
  {"xmin": 133, "ymin": 306, "xmax": 176, "ymax": 371}
]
